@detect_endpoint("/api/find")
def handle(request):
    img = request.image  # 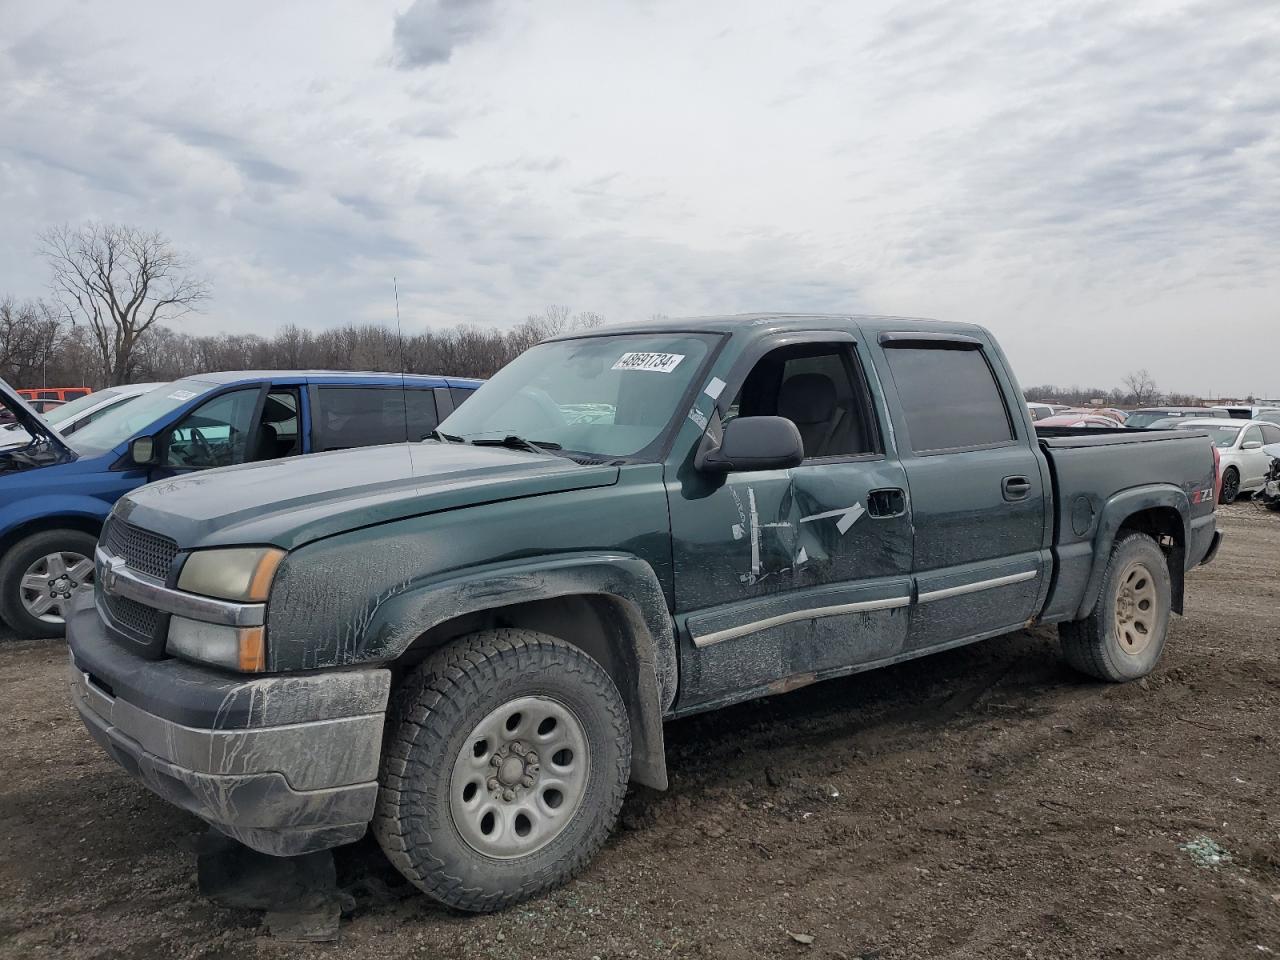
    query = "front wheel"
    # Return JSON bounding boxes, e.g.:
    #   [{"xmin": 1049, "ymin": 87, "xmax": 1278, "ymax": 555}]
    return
[
  {"xmin": 1059, "ymin": 533, "xmax": 1172, "ymax": 682},
  {"xmin": 0, "ymin": 529, "xmax": 97, "ymax": 639},
  {"xmin": 373, "ymin": 629, "xmax": 631, "ymax": 912}
]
